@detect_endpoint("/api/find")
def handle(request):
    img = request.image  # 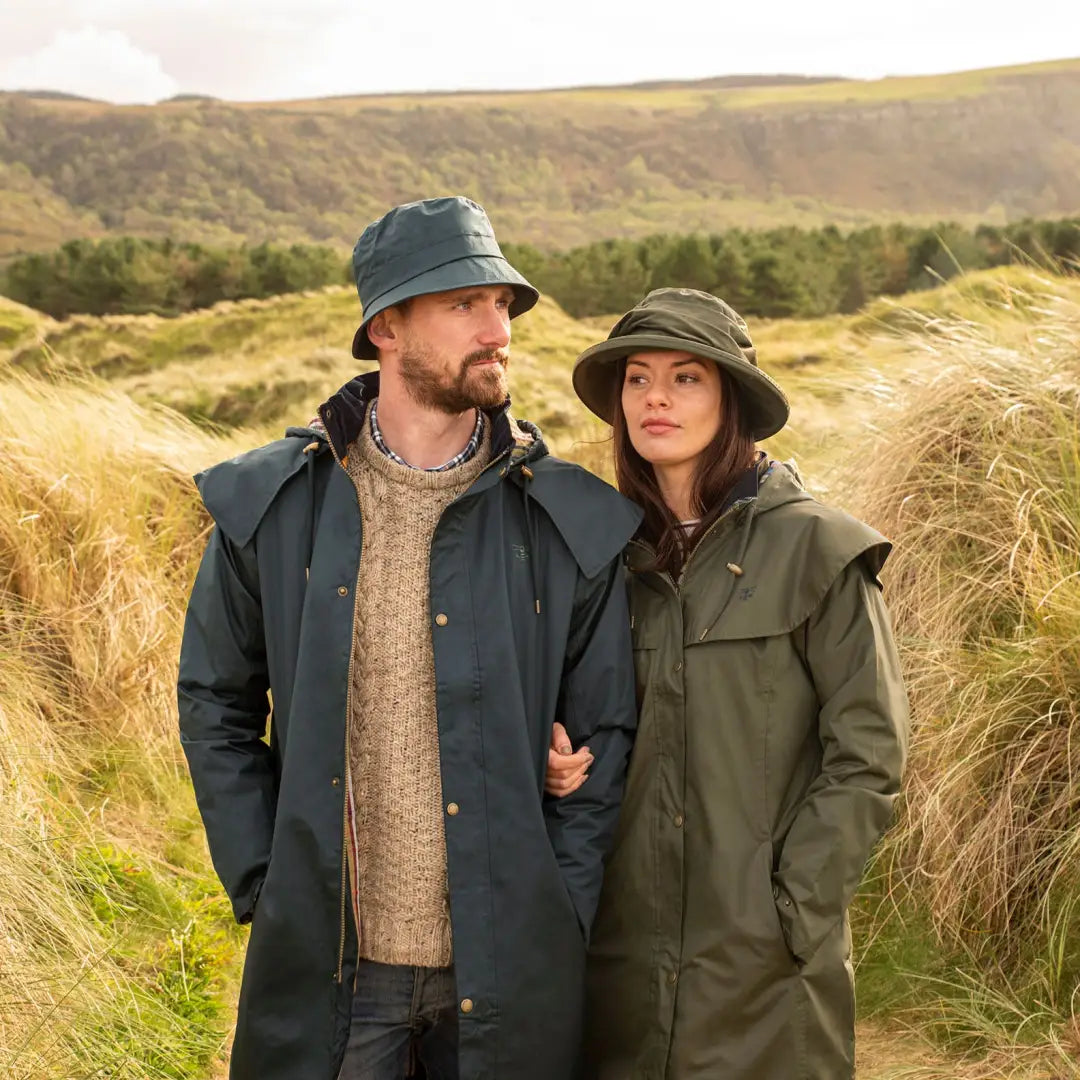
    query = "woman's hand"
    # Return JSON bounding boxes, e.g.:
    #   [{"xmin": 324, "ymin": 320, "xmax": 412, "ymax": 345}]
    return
[{"xmin": 545, "ymin": 721, "xmax": 593, "ymax": 797}]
